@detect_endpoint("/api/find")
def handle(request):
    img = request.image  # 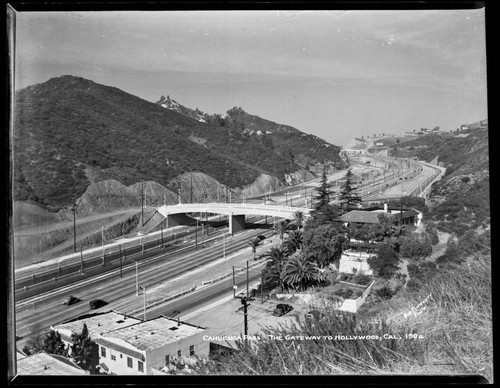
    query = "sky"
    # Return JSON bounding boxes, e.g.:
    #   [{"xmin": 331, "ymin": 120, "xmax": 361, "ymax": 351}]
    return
[{"xmin": 14, "ymin": 9, "xmax": 488, "ymax": 146}]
